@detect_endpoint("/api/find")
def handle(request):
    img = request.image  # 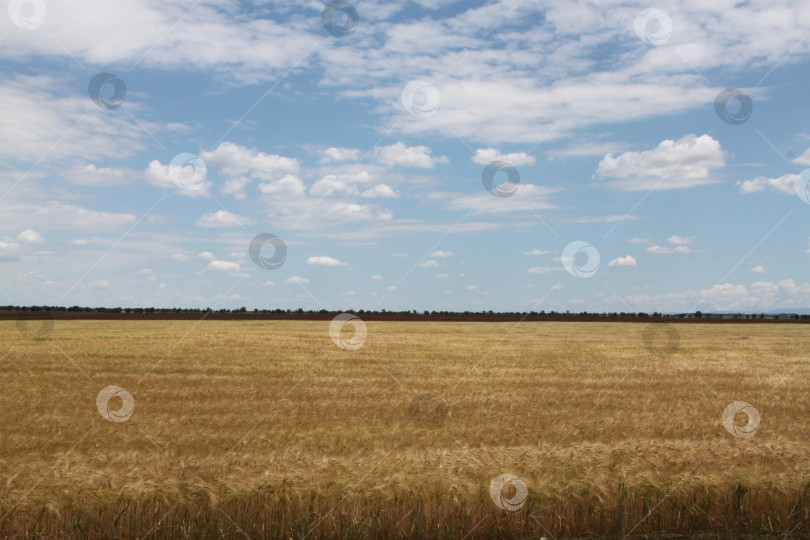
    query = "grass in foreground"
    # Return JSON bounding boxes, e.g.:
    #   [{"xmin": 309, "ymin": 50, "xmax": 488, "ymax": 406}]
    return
[{"xmin": 0, "ymin": 320, "xmax": 808, "ymax": 538}]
